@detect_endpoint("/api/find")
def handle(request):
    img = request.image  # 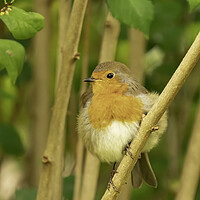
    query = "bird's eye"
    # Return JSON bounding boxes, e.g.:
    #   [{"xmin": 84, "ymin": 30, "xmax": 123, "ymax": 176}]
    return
[{"xmin": 107, "ymin": 73, "xmax": 114, "ymax": 79}]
